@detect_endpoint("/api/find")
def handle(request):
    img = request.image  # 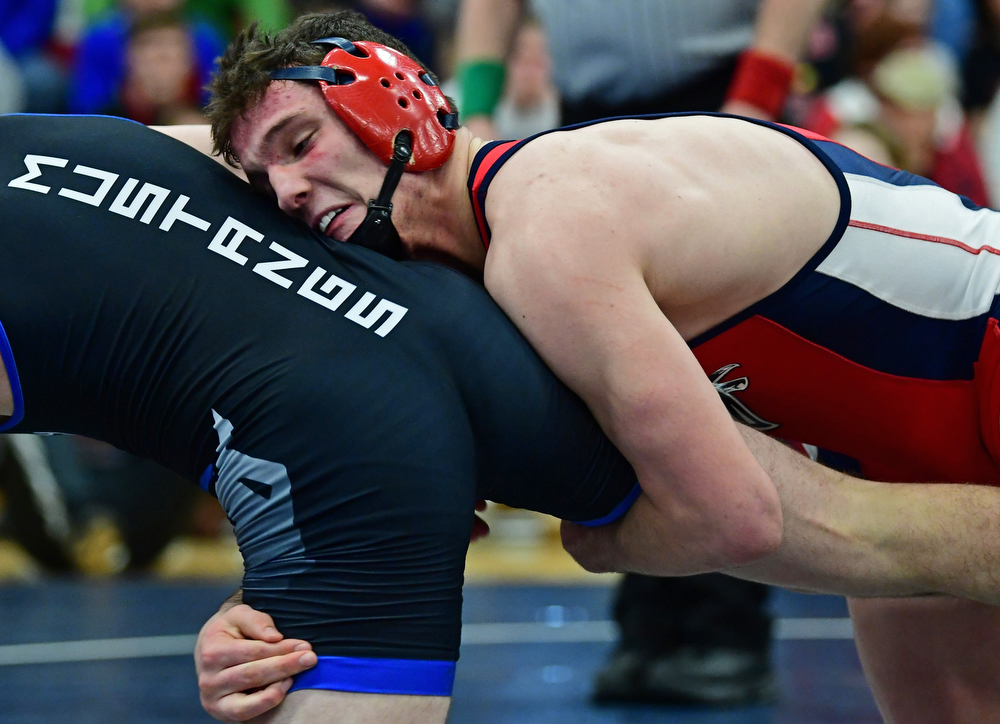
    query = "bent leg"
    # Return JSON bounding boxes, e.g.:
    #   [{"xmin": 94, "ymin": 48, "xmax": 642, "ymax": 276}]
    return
[
  {"xmin": 250, "ymin": 689, "xmax": 450, "ymax": 724},
  {"xmin": 849, "ymin": 596, "xmax": 1000, "ymax": 724}
]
